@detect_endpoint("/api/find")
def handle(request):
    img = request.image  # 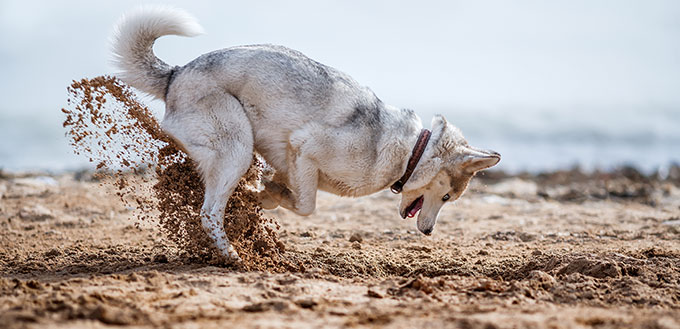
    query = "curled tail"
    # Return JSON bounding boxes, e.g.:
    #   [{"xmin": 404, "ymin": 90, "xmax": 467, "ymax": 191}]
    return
[{"xmin": 111, "ymin": 6, "xmax": 203, "ymax": 99}]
